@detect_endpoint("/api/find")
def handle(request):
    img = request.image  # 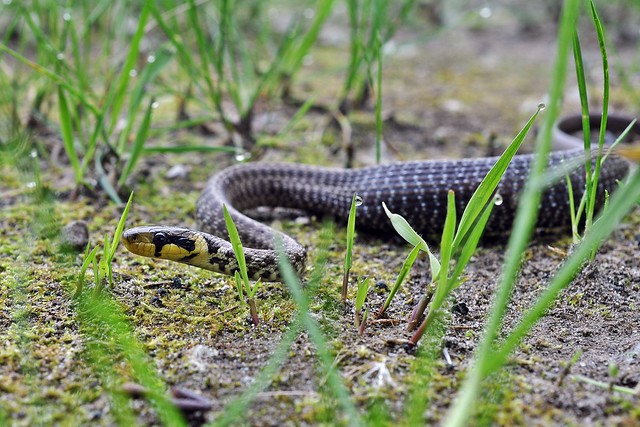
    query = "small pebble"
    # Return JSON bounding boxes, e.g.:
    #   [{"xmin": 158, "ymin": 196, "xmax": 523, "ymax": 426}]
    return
[
  {"xmin": 165, "ymin": 164, "xmax": 190, "ymax": 179},
  {"xmin": 294, "ymin": 216, "xmax": 310, "ymax": 226},
  {"xmin": 375, "ymin": 280, "xmax": 389, "ymax": 292},
  {"xmin": 60, "ymin": 220, "xmax": 89, "ymax": 251},
  {"xmin": 451, "ymin": 302, "xmax": 469, "ymax": 316}
]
